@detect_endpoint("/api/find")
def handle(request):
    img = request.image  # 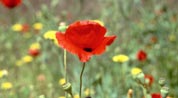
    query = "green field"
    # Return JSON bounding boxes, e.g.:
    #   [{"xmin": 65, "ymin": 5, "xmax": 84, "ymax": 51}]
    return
[{"xmin": 0, "ymin": 0, "xmax": 178, "ymax": 98}]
